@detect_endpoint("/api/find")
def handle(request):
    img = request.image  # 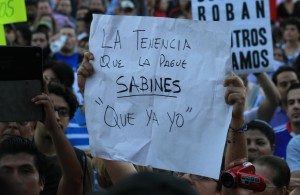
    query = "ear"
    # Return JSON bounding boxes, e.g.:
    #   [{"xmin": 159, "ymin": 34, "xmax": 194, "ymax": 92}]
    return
[
  {"xmin": 39, "ymin": 177, "xmax": 45, "ymax": 192},
  {"xmin": 271, "ymin": 144, "xmax": 276, "ymax": 153}
]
